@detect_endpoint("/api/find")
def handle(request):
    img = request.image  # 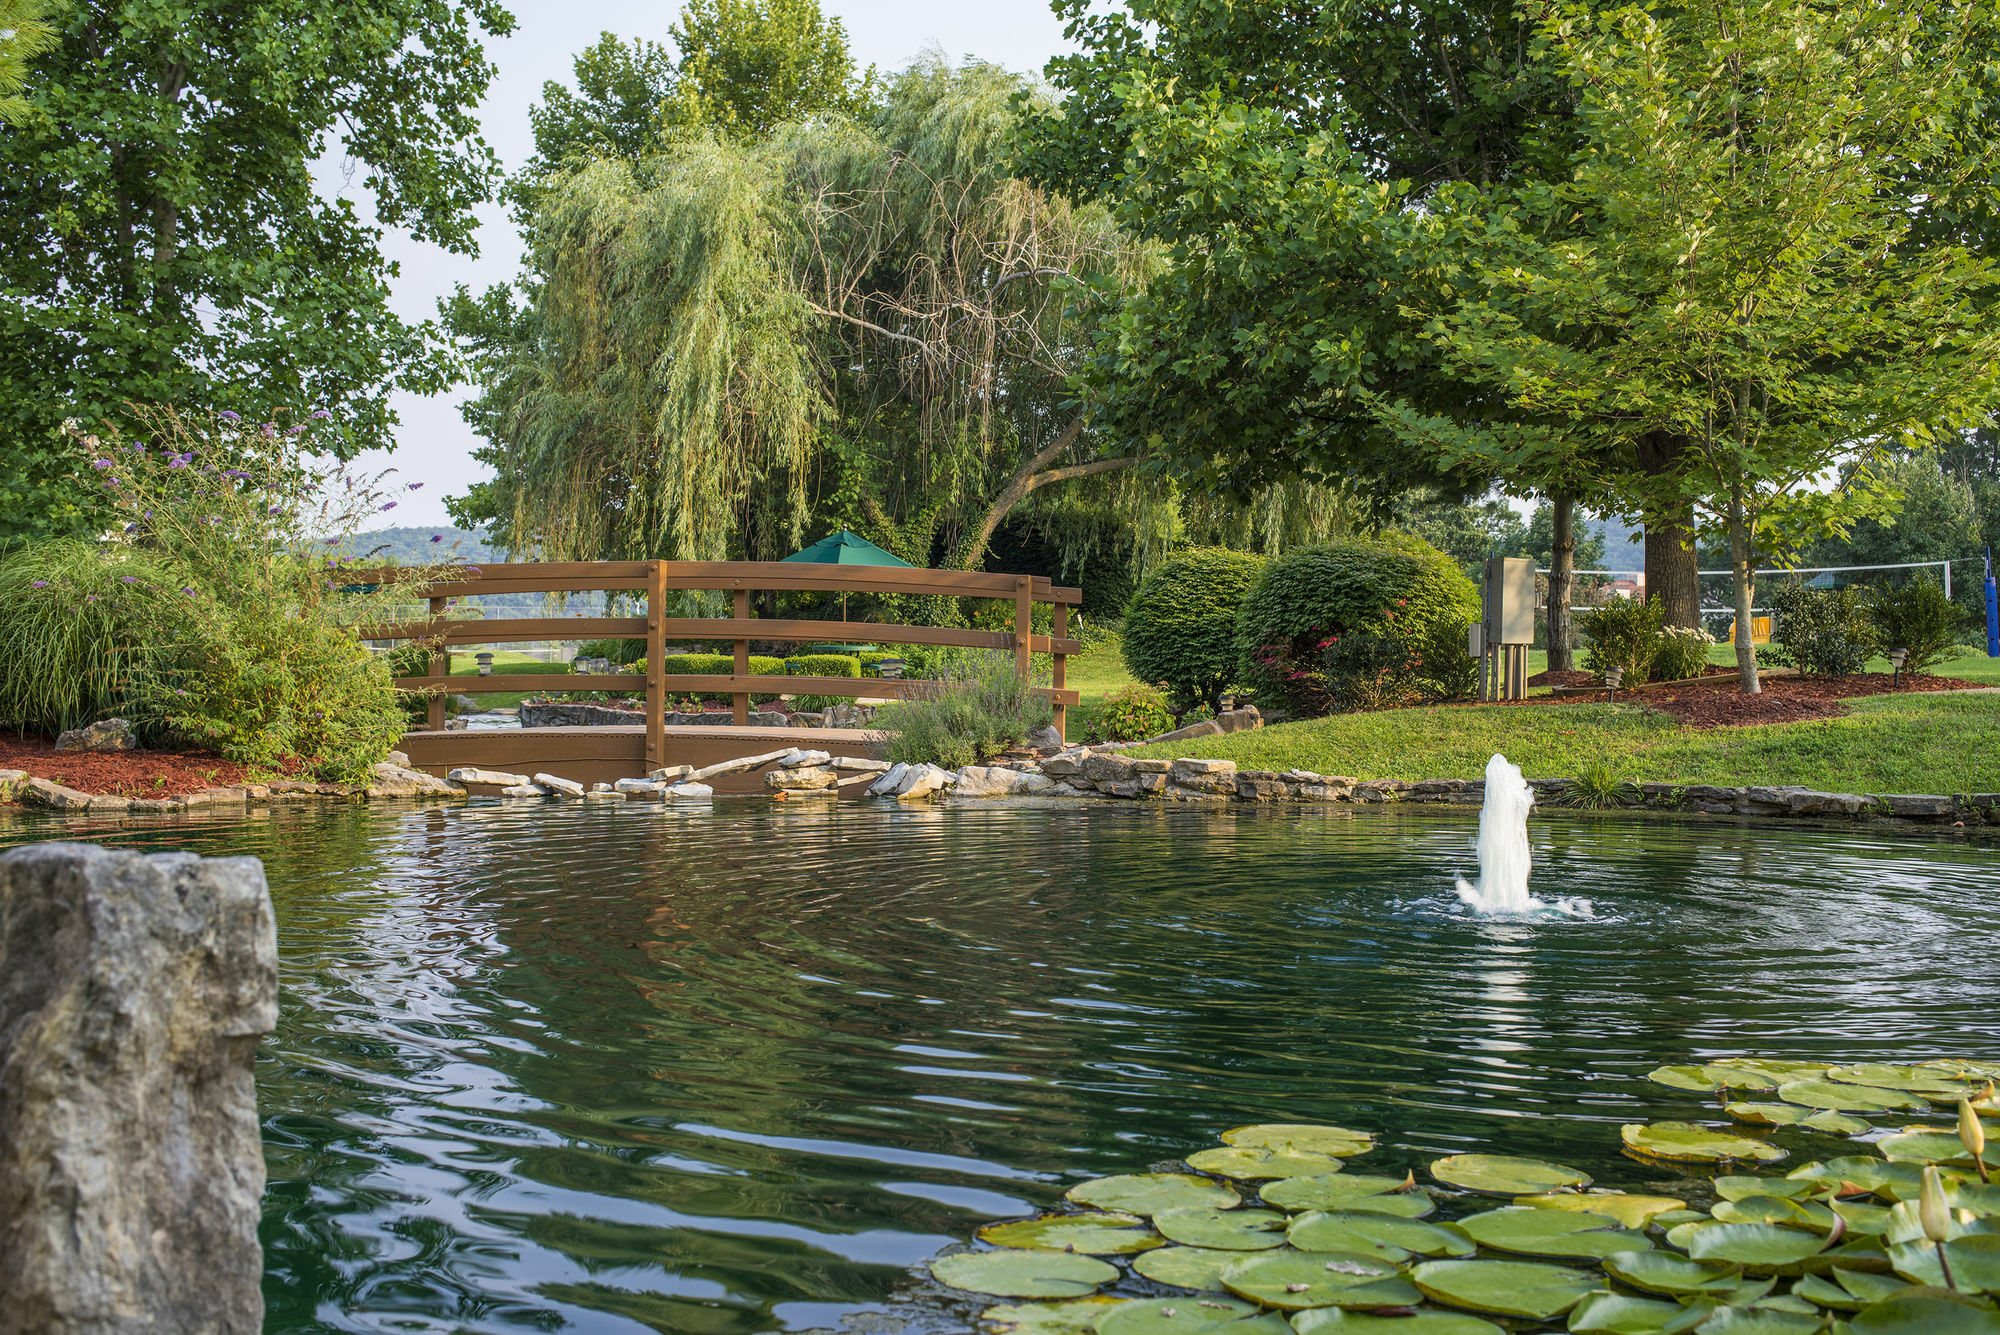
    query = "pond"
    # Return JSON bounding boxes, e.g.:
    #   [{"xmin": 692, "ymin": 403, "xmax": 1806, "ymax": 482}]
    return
[{"xmin": 2, "ymin": 801, "xmax": 1995, "ymax": 1333}]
